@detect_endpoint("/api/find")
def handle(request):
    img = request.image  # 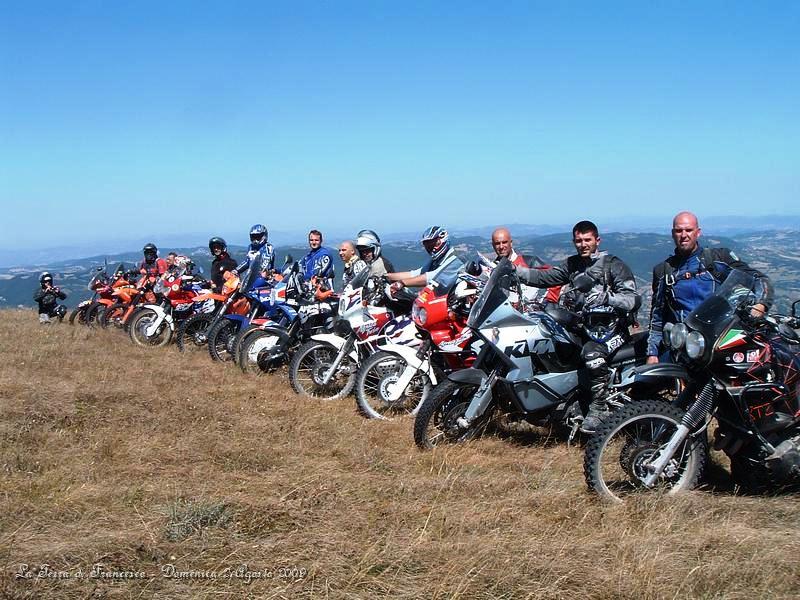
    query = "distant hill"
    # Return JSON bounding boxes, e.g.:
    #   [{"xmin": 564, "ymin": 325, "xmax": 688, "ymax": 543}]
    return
[{"xmin": 3, "ymin": 230, "xmax": 799, "ymax": 315}]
